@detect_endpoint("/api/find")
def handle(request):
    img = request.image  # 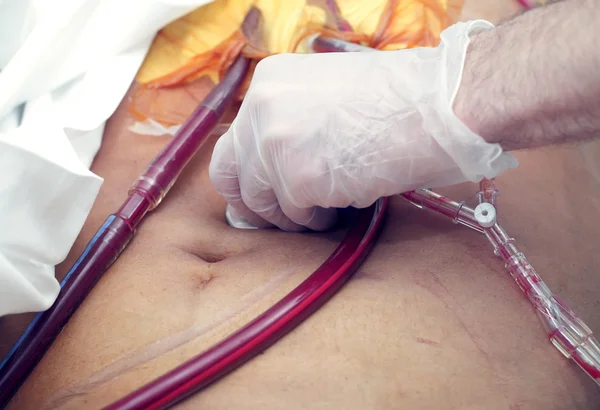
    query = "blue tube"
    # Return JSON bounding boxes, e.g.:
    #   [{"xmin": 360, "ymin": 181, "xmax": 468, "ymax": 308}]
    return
[{"xmin": 0, "ymin": 215, "xmax": 116, "ymax": 371}]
